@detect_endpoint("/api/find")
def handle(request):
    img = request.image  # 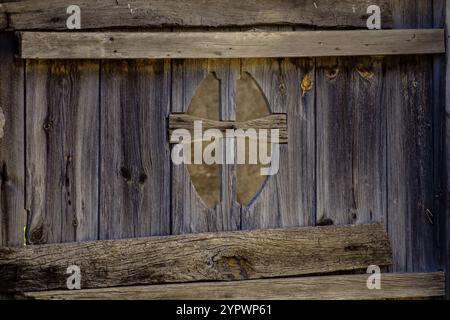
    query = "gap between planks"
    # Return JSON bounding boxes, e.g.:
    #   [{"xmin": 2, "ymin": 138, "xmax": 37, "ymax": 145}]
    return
[{"xmin": 18, "ymin": 29, "xmax": 445, "ymax": 59}]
